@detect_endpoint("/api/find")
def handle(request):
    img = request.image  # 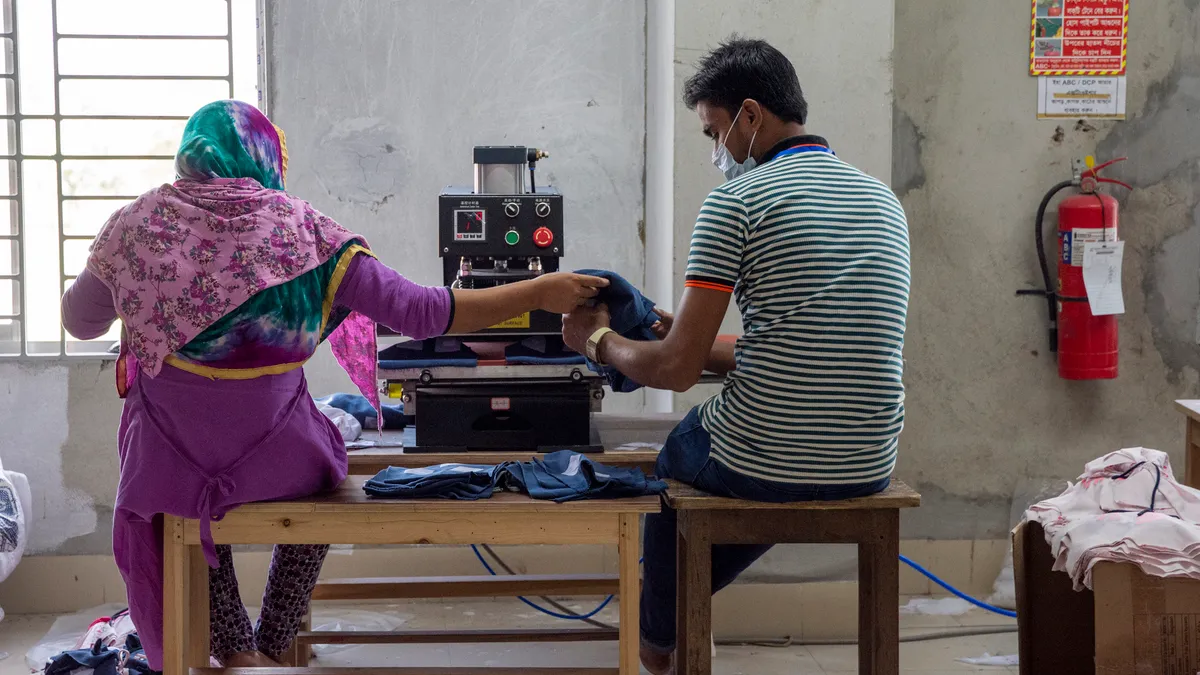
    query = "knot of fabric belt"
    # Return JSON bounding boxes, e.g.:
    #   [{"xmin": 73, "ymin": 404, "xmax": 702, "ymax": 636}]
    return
[{"xmin": 197, "ymin": 473, "xmax": 236, "ymax": 568}]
